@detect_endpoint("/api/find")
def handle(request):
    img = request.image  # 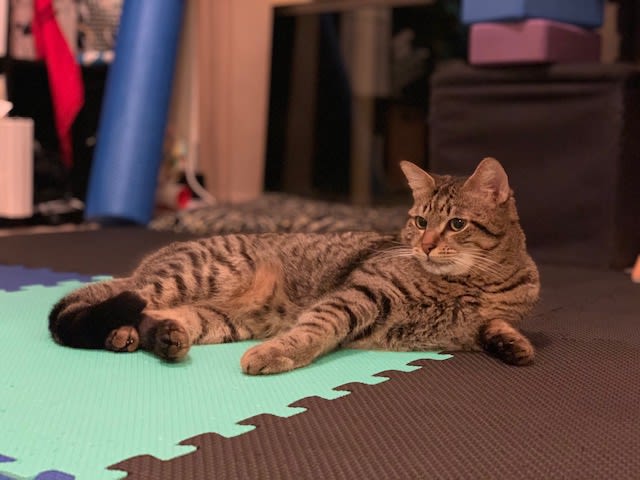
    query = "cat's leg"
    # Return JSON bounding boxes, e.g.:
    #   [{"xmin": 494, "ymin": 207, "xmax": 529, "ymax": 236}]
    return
[
  {"xmin": 478, "ymin": 318, "xmax": 534, "ymax": 366},
  {"xmin": 50, "ymin": 237, "xmax": 260, "ymax": 354},
  {"xmin": 49, "ymin": 279, "xmax": 145, "ymax": 349},
  {"xmin": 138, "ymin": 304, "xmax": 252, "ymax": 361},
  {"xmin": 50, "ymin": 240, "xmax": 229, "ymax": 351},
  {"xmin": 241, "ymin": 288, "xmax": 379, "ymax": 374},
  {"xmin": 49, "ymin": 267, "xmax": 206, "ymax": 353}
]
